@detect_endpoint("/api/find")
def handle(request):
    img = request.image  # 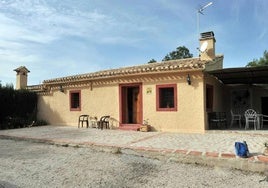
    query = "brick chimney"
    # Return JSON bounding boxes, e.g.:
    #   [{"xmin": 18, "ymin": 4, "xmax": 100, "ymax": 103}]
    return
[
  {"xmin": 199, "ymin": 31, "xmax": 216, "ymax": 61},
  {"xmin": 14, "ymin": 66, "xmax": 30, "ymax": 90}
]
